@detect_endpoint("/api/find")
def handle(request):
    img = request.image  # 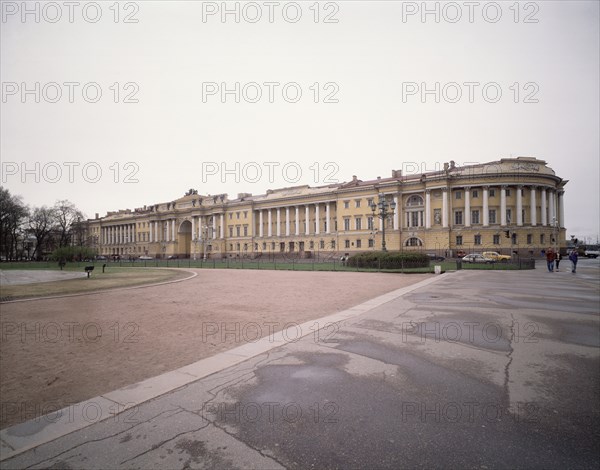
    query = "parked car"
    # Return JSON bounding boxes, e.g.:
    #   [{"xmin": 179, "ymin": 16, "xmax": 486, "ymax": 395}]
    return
[
  {"xmin": 138, "ymin": 255, "xmax": 154, "ymax": 260},
  {"xmin": 426, "ymin": 253, "xmax": 445, "ymax": 261},
  {"xmin": 482, "ymin": 251, "xmax": 511, "ymax": 262},
  {"xmin": 584, "ymin": 249, "xmax": 599, "ymax": 258},
  {"xmin": 462, "ymin": 254, "xmax": 494, "ymax": 264},
  {"xmin": 167, "ymin": 255, "xmax": 178, "ymax": 259},
  {"xmin": 96, "ymin": 255, "xmax": 107, "ymax": 260}
]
